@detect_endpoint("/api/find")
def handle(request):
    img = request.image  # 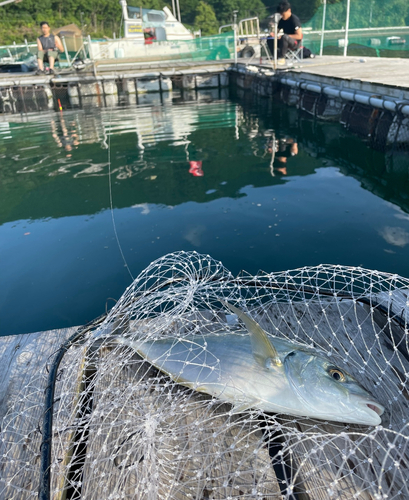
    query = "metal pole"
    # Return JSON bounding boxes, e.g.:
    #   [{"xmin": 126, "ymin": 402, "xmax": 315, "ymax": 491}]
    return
[
  {"xmin": 270, "ymin": 13, "xmax": 281, "ymax": 70},
  {"xmin": 82, "ymin": 39, "xmax": 88, "ymax": 60},
  {"xmin": 319, "ymin": 0, "xmax": 327, "ymax": 57},
  {"xmin": 61, "ymin": 36, "xmax": 71, "ymax": 65},
  {"xmin": 176, "ymin": 0, "xmax": 181, "ymax": 22},
  {"xmin": 233, "ymin": 10, "xmax": 238, "ymax": 66},
  {"xmin": 171, "ymin": 0, "xmax": 176, "ymax": 18},
  {"xmin": 274, "ymin": 19, "xmax": 278, "ymax": 69},
  {"xmin": 343, "ymin": 0, "xmax": 351, "ymax": 57},
  {"xmin": 87, "ymin": 34, "xmax": 94, "ymax": 60}
]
